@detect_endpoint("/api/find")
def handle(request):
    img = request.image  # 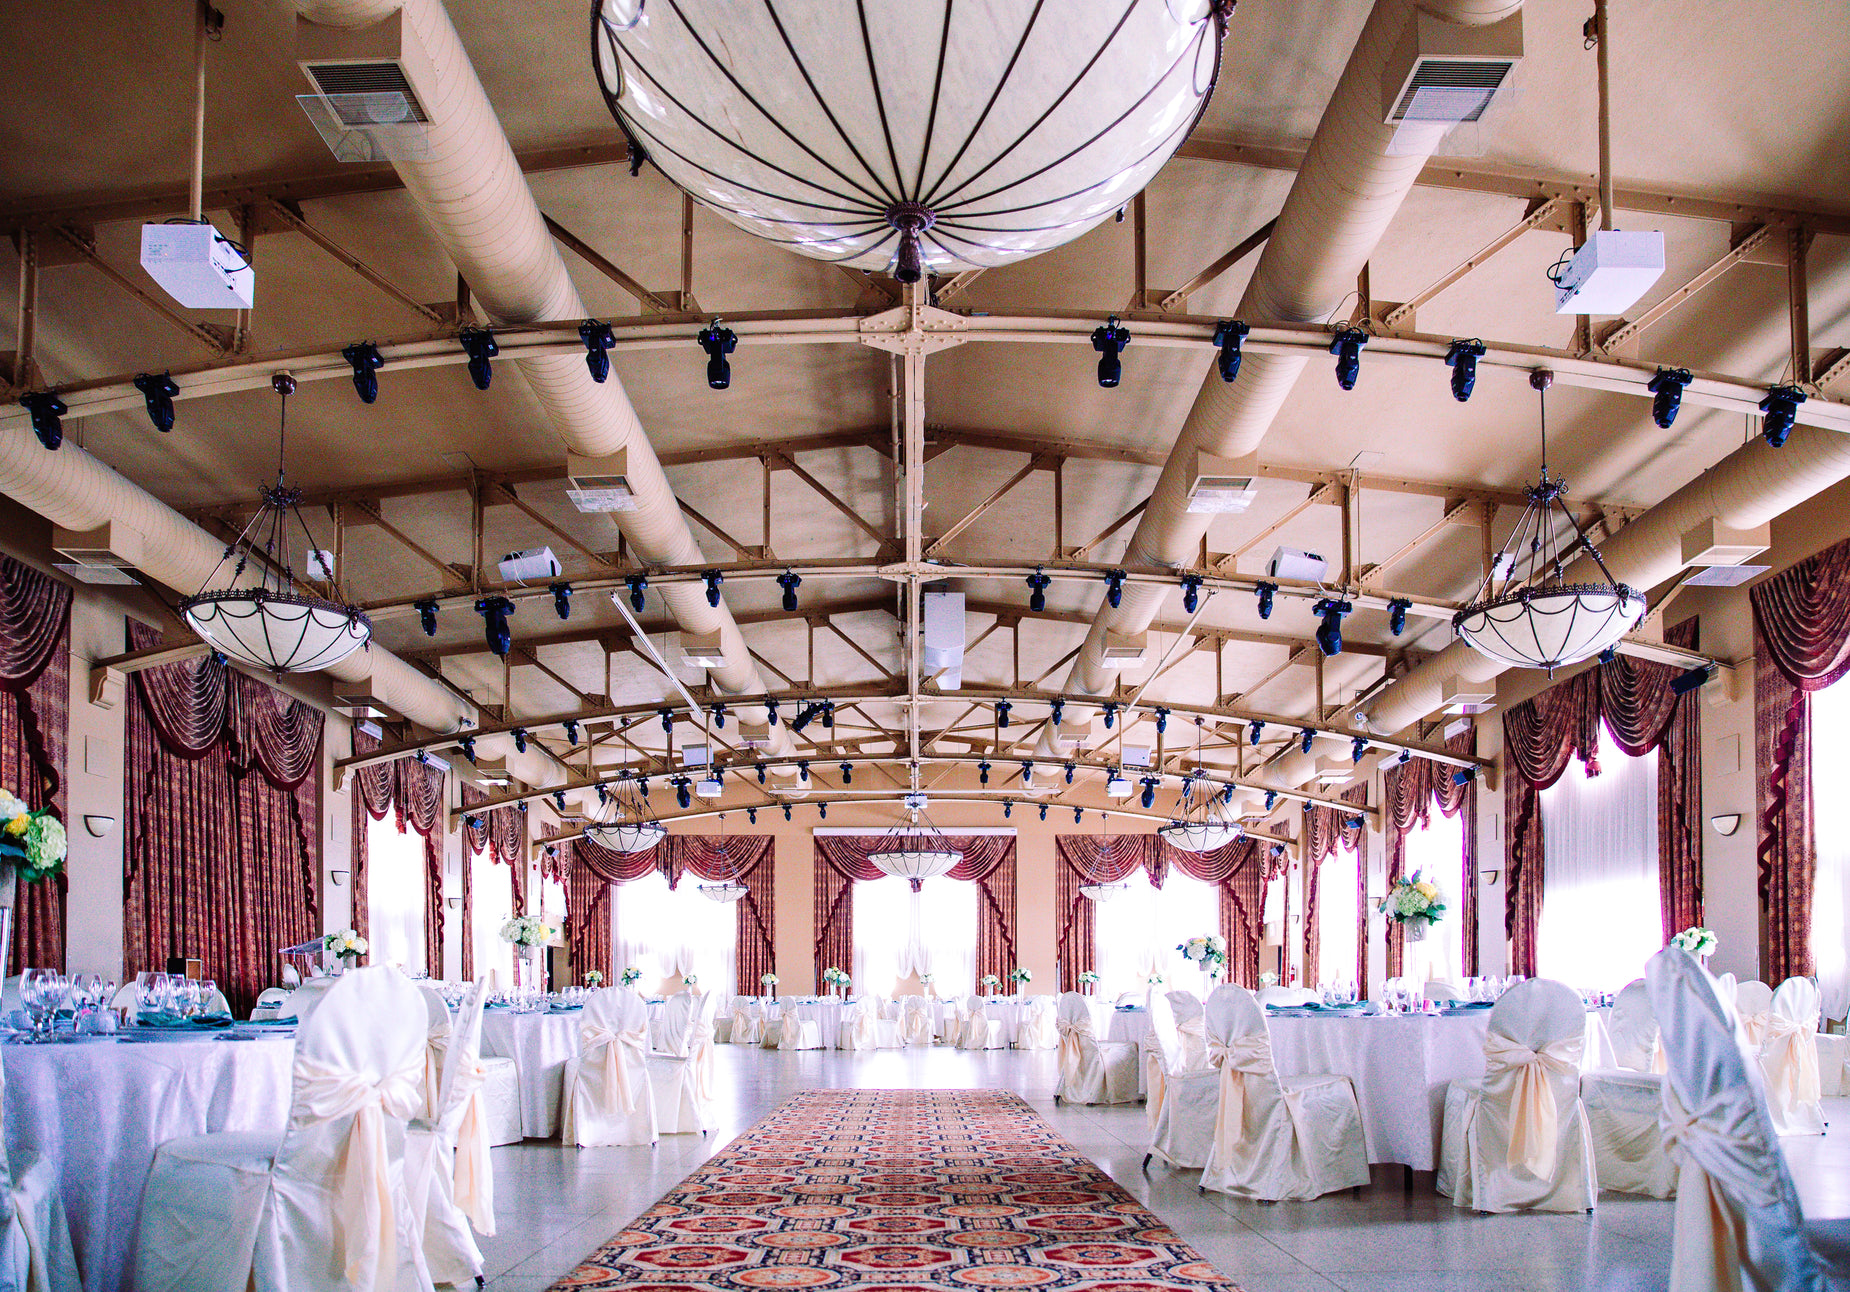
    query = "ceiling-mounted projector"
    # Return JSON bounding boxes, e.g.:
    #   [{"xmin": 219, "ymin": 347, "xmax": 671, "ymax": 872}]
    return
[
  {"xmin": 1268, "ymin": 547, "xmax": 1328, "ymax": 582},
  {"xmin": 140, "ymin": 222, "xmax": 255, "ymax": 309},
  {"xmin": 1553, "ymin": 229, "xmax": 1664, "ymax": 315},
  {"xmin": 496, "ymin": 547, "xmax": 561, "ymax": 583}
]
